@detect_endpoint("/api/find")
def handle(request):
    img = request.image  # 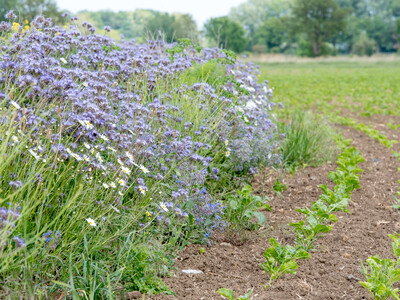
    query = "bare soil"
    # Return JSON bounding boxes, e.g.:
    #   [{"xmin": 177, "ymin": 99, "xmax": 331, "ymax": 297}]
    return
[{"xmin": 142, "ymin": 122, "xmax": 400, "ymax": 300}]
